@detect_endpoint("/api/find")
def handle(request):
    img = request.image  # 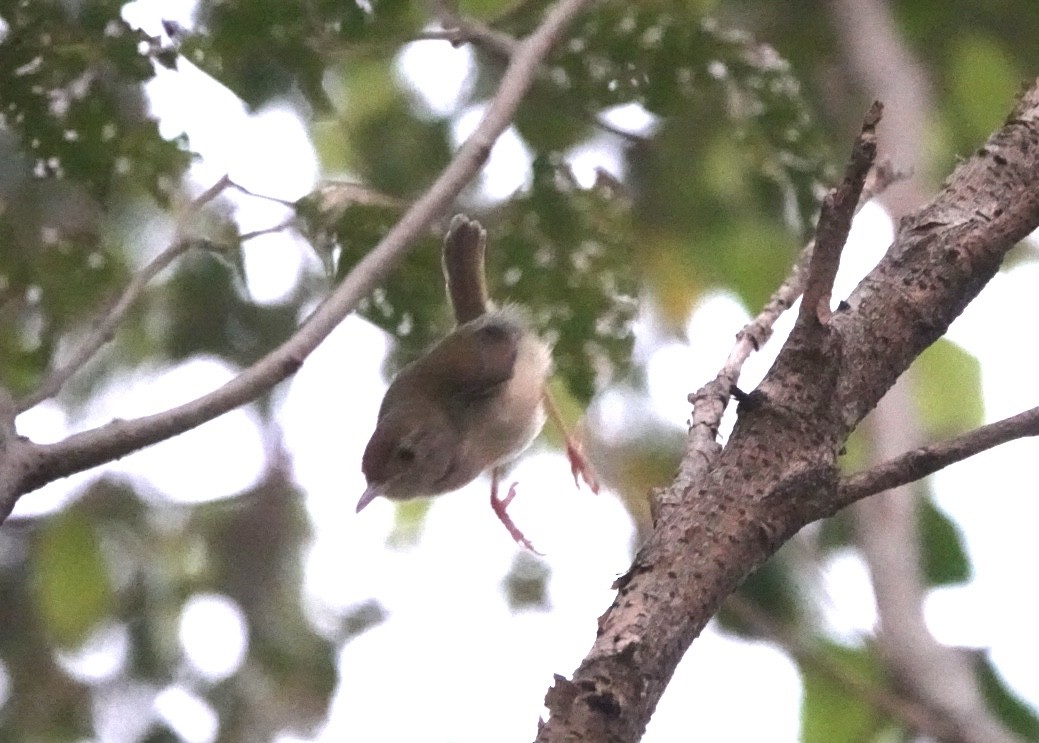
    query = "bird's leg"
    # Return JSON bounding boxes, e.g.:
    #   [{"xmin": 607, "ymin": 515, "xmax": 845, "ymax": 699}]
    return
[
  {"xmin": 543, "ymin": 389, "xmax": 600, "ymax": 494},
  {"xmin": 490, "ymin": 466, "xmax": 542, "ymax": 554}
]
